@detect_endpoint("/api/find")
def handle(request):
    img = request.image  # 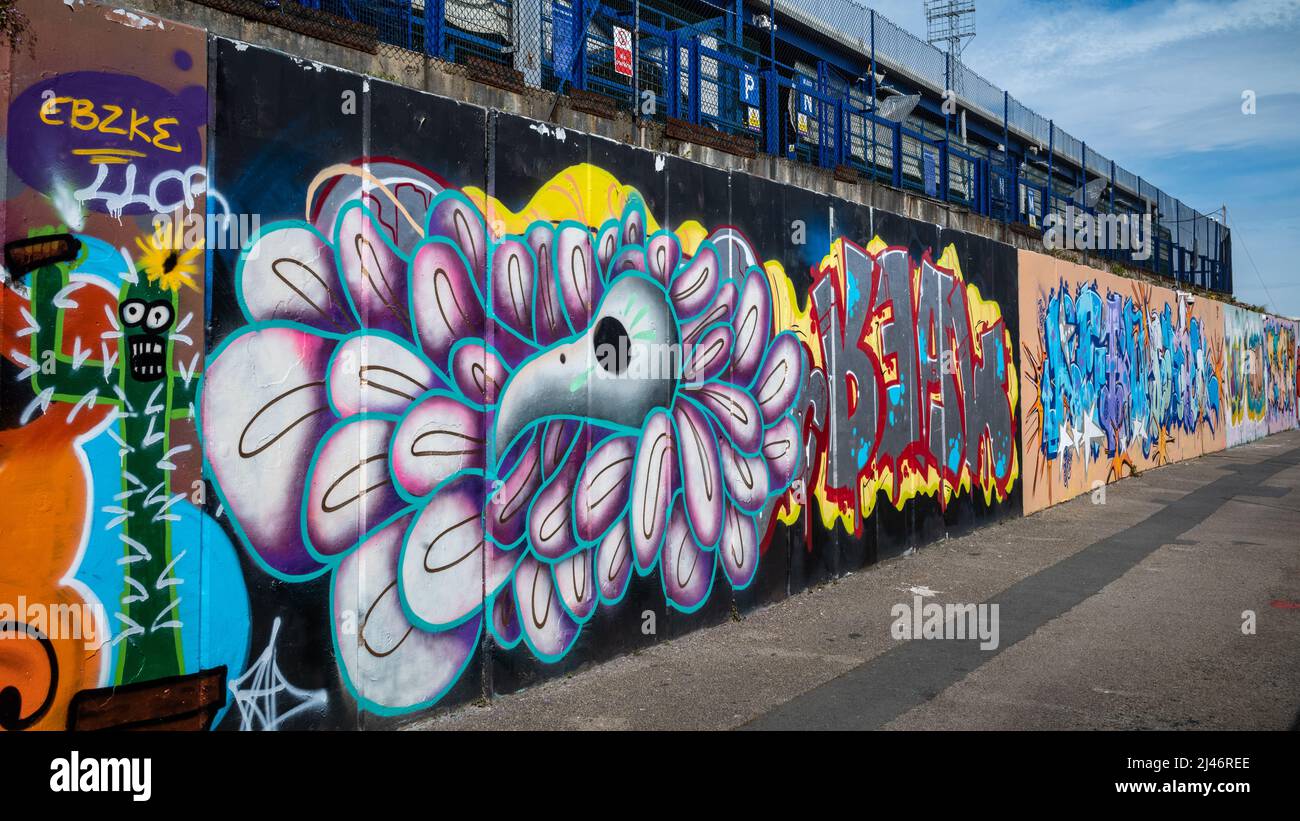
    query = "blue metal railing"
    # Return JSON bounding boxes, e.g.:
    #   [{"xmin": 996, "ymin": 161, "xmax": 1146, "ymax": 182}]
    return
[{"xmin": 268, "ymin": 0, "xmax": 1231, "ymax": 295}]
